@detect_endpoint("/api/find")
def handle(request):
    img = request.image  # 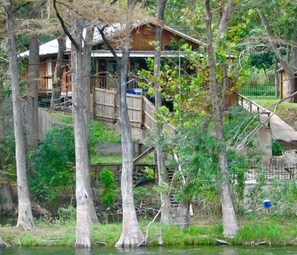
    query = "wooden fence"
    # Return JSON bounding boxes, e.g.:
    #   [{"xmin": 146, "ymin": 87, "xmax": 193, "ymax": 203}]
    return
[{"xmin": 93, "ymin": 88, "xmax": 175, "ymax": 131}]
